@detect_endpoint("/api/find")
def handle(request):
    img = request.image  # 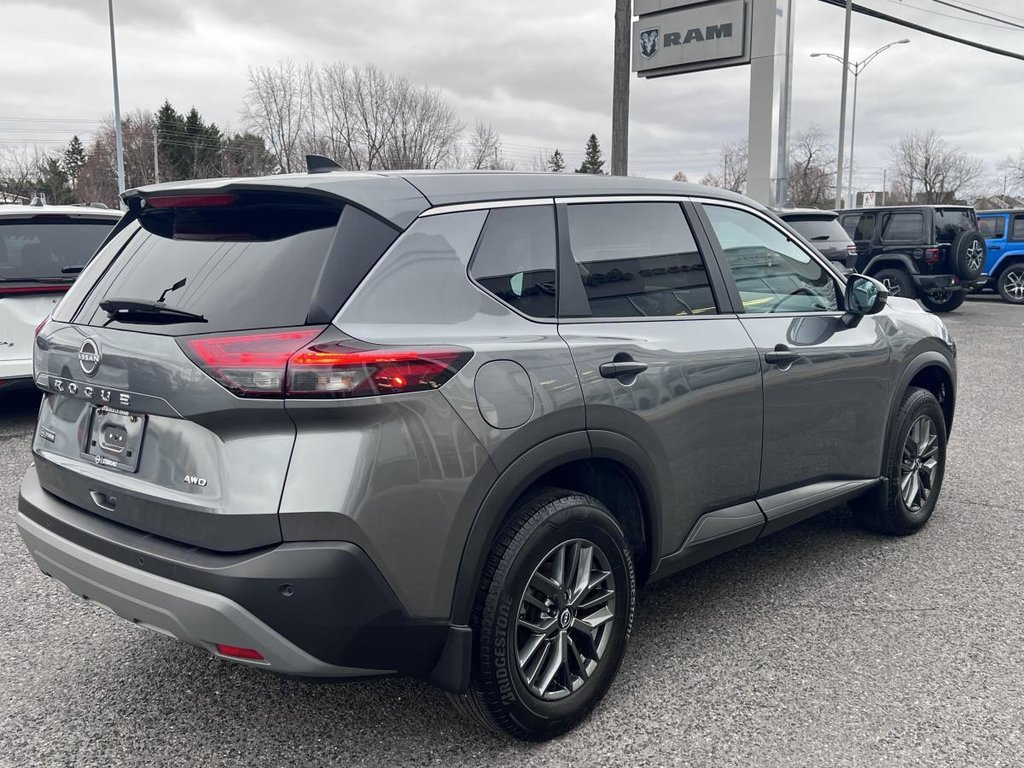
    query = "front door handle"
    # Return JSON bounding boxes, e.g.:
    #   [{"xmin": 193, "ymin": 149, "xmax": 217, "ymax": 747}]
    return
[
  {"xmin": 599, "ymin": 360, "xmax": 648, "ymax": 379},
  {"xmin": 764, "ymin": 344, "xmax": 801, "ymax": 367}
]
